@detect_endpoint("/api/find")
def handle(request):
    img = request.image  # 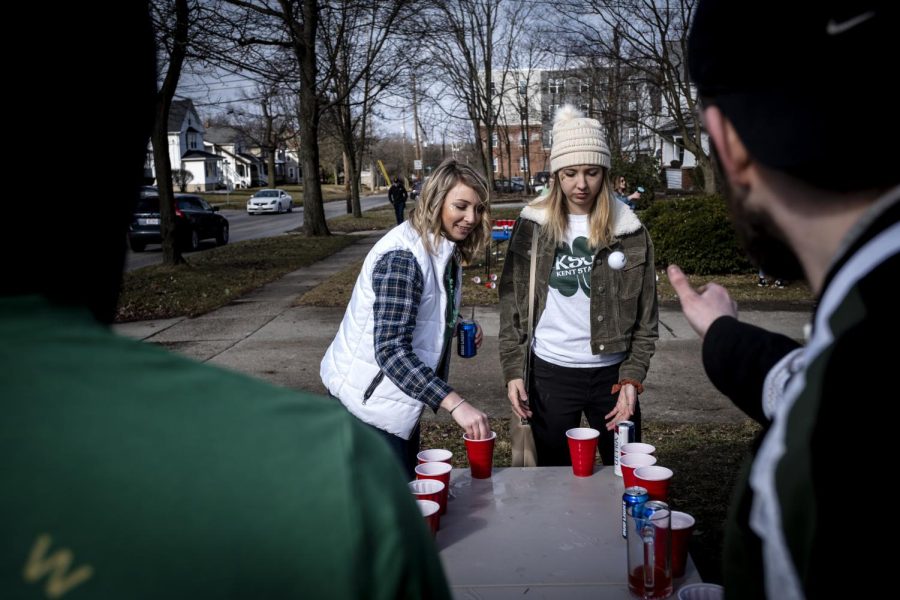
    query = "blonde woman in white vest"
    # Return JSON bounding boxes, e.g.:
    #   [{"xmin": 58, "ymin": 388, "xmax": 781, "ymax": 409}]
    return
[
  {"xmin": 498, "ymin": 106, "xmax": 659, "ymax": 467},
  {"xmin": 321, "ymin": 159, "xmax": 492, "ymax": 477}
]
